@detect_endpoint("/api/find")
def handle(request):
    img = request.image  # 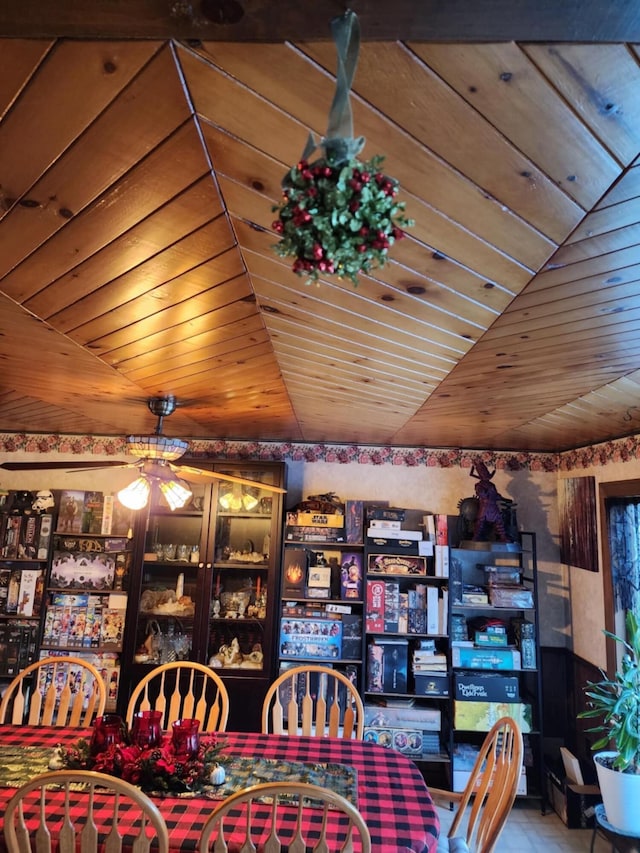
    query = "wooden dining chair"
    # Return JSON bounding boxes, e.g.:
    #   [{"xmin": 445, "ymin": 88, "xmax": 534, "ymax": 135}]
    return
[
  {"xmin": 261, "ymin": 665, "xmax": 364, "ymax": 739},
  {"xmin": 0, "ymin": 655, "xmax": 107, "ymax": 726},
  {"xmin": 430, "ymin": 716, "xmax": 524, "ymax": 853},
  {"xmin": 3, "ymin": 769, "xmax": 169, "ymax": 853},
  {"xmin": 126, "ymin": 661, "xmax": 229, "ymax": 732},
  {"xmin": 198, "ymin": 781, "xmax": 371, "ymax": 853}
]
